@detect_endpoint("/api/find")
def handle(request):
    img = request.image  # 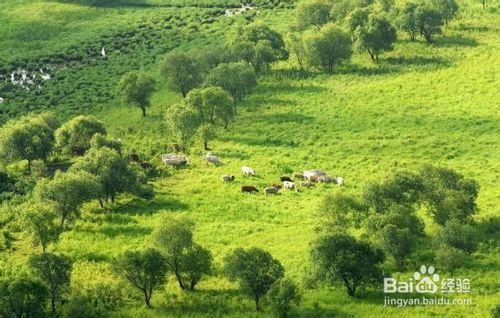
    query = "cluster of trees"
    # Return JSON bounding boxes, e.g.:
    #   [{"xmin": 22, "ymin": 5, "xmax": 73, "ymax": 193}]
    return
[
  {"xmin": 0, "ymin": 114, "xmax": 155, "ymax": 317},
  {"xmin": 0, "ymin": 113, "xmax": 152, "ymax": 252},
  {"xmin": 161, "ymin": 22, "xmax": 288, "ymax": 150},
  {"xmin": 287, "ymin": 0, "xmax": 459, "ymax": 70},
  {"xmin": 117, "ymin": 22, "xmax": 286, "ymax": 150},
  {"xmin": 111, "ymin": 216, "xmax": 300, "ymax": 316},
  {"xmin": 316, "ymin": 165, "xmax": 479, "ymax": 290},
  {"xmin": 0, "ymin": 252, "xmax": 72, "ymax": 317}
]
